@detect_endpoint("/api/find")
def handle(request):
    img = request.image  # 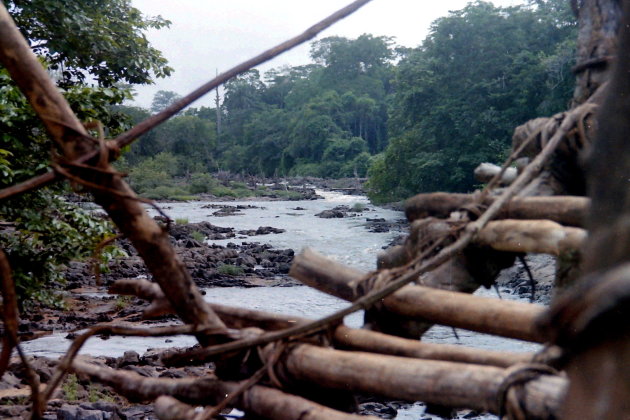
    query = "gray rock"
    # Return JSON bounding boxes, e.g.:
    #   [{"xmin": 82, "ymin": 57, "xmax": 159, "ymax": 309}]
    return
[
  {"xmin": 57, "ymin": 405, "xmax": 105, "ymax": 420},
  {"xmin": 117, "ymin": 351, "xmax": 140, "ymax": 368},
  {"xmin": 315, "ymin": 209, "xmax": 346, "ymax": 218}
]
